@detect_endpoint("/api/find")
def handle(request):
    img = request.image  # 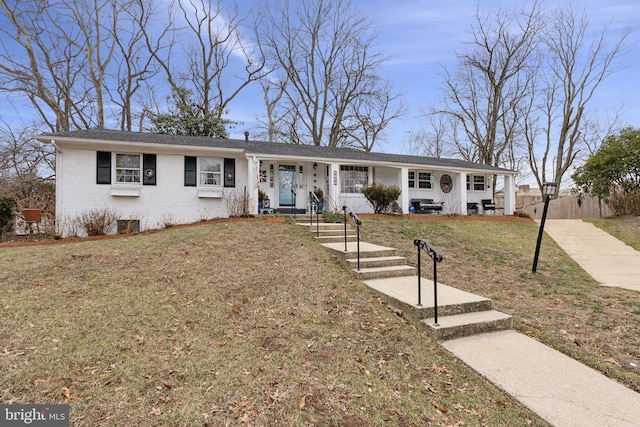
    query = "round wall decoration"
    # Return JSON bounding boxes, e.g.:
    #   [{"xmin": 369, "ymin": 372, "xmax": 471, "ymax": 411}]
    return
[
  {"xmin": 144, "ymin": 168, "xmax": 155, "ymax": 178},
  {"xmin": 440, "ymin": 174, "xmax": 452, "ymax": 193}
]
